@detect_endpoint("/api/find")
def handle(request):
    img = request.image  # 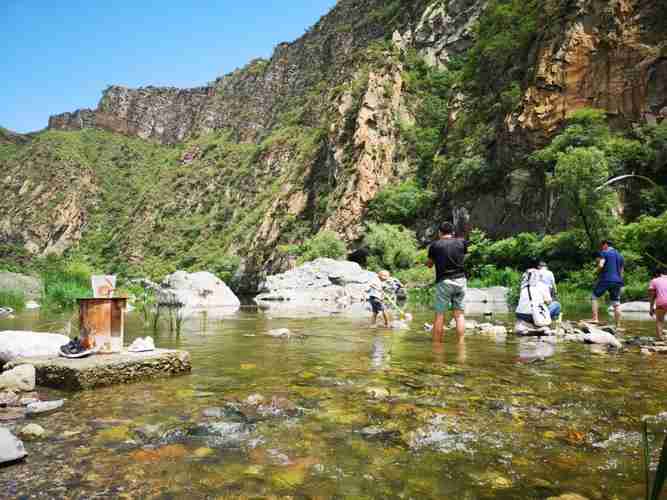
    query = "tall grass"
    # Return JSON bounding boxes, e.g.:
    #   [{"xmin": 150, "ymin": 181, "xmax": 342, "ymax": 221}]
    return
[
  {"xmin": 41, "ymin": 258, "xmax": 93, "ymax": 309},
  {"xmin": 0, "ymin": 289, "xmax": 26, "ymax": 312}
]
